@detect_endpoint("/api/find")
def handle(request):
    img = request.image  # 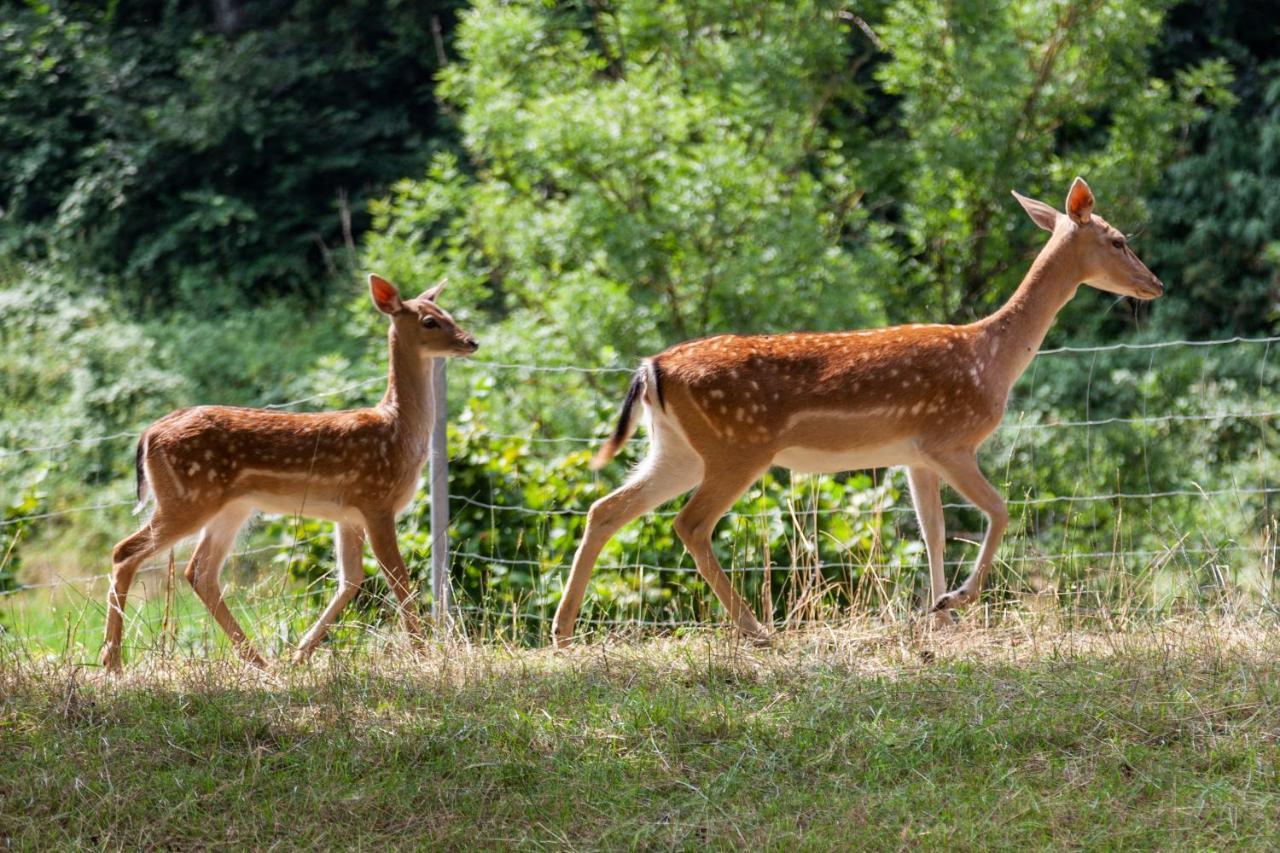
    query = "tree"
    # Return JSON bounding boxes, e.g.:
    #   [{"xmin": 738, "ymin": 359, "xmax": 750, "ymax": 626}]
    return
[
  {"xmin": 0, "ymin": 1, "xmax": 463, "ymax": 309},
  {"xmin": 1143, "ymin": 0, "xmax": 1280, "ymax": 336},
  {"xmin": 871, "ymin": 0, "xmax": 1232, "ymax": 329},
  {"xmin": 365, "ymin": 0, "xmax": 899, "ymax": 378}
]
